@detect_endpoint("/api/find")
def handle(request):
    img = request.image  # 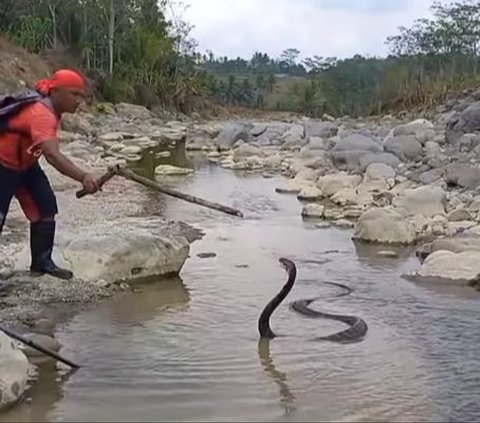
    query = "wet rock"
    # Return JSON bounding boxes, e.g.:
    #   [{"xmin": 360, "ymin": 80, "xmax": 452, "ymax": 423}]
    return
[
  {"xmin": 353, "ymin": 207, "xmax": 416, "ymax": 244},
  {"xmin": 232, "ymin": 143, "xmax": 264, "ymax": 158},
  {"xmin": 154, "ymin": 165, "xmax": 194, "ymax": 176},
  {"xmin": 377, "ymin": 250, "xmax": 399, "ymax": 258},
  {"xmin": 405, "ymin": 250, "xmax": 480, "ymax": 285},
  {"xmin": 21, "ymin": 333, "xmax": 61, "ymax": 358},
  {"xmin": 301, "ymin": 204, "xmax": 325, "ymax": 218},
  {"xmin": 186, "ymin": 131, "xmax": 212, "ymax": 151},
  {"xmin": 0, "ymin": 330, "xmax": 29, "ymax": 411},
  {"xmin": 197, "ymin": 252, "xmax": 216, "ymax": 259},
  {"xmin": 297, "ymin": 186, "xmax": 323, "ymax": 201},
  {"xmin": 333, "ymin": 219, "xmax": 354, "ymax": 228},
  {"xmin": 420, "ymin": 233, "xmax": 480, "ymax": 256}
]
